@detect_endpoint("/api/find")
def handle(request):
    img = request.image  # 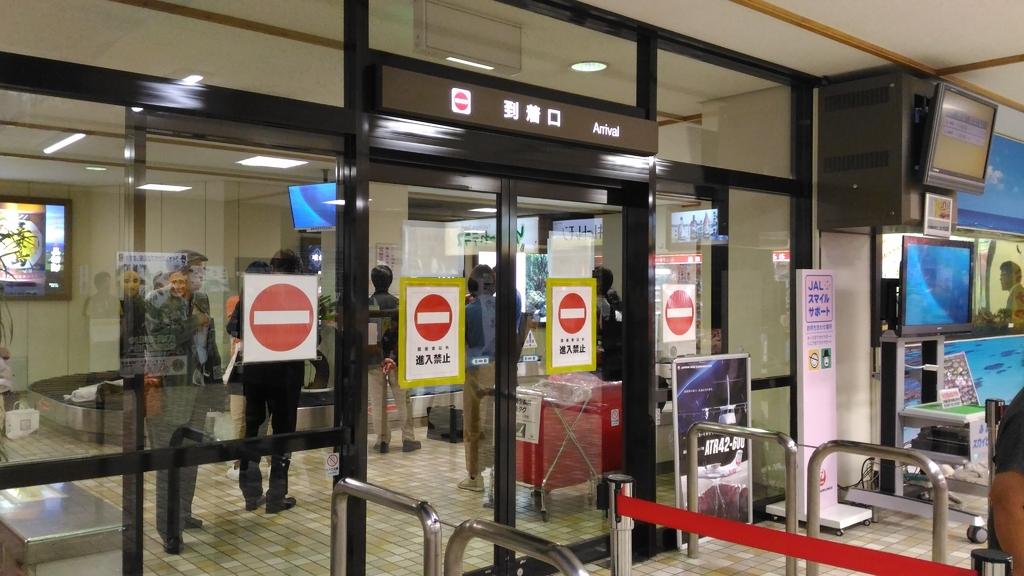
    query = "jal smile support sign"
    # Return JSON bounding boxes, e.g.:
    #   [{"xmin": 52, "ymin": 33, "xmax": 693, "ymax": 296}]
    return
[
  {"xmin": 242, "ymin": 273, "xmax": 319, "ymax": 363},
  {"xmin": 545, "ymin": 277, "xmax": 596, "ymax": 374},
  {"xmin": 399, "ymin": 277, "xmax": 465, "ymax": 388}
]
